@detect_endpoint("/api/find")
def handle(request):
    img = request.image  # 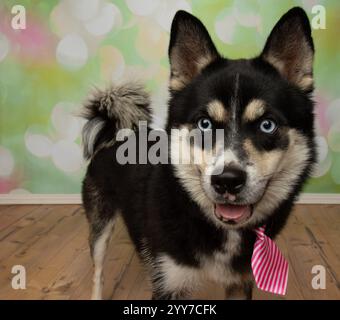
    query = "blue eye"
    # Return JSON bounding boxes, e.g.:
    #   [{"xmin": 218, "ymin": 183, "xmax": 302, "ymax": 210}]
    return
[
  {"xmin": 259, "ymin": 119, "xmax": 277, "ymax": 134},
  {"xmin": 198, "ymin": 118, "xmax": 212, "ymax": 131}
]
